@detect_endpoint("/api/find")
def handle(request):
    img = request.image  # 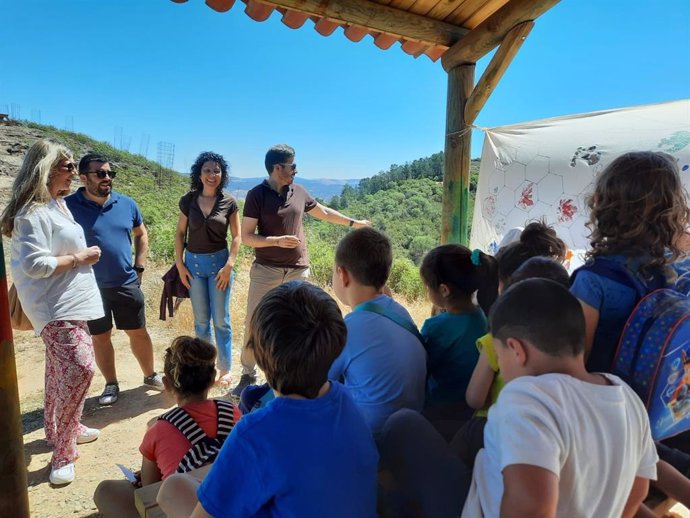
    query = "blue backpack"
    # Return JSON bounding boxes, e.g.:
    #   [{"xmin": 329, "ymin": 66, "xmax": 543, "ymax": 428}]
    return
[{"xmin": 574, "ymin": 258, "xmax": 690, "ymax": 440}]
